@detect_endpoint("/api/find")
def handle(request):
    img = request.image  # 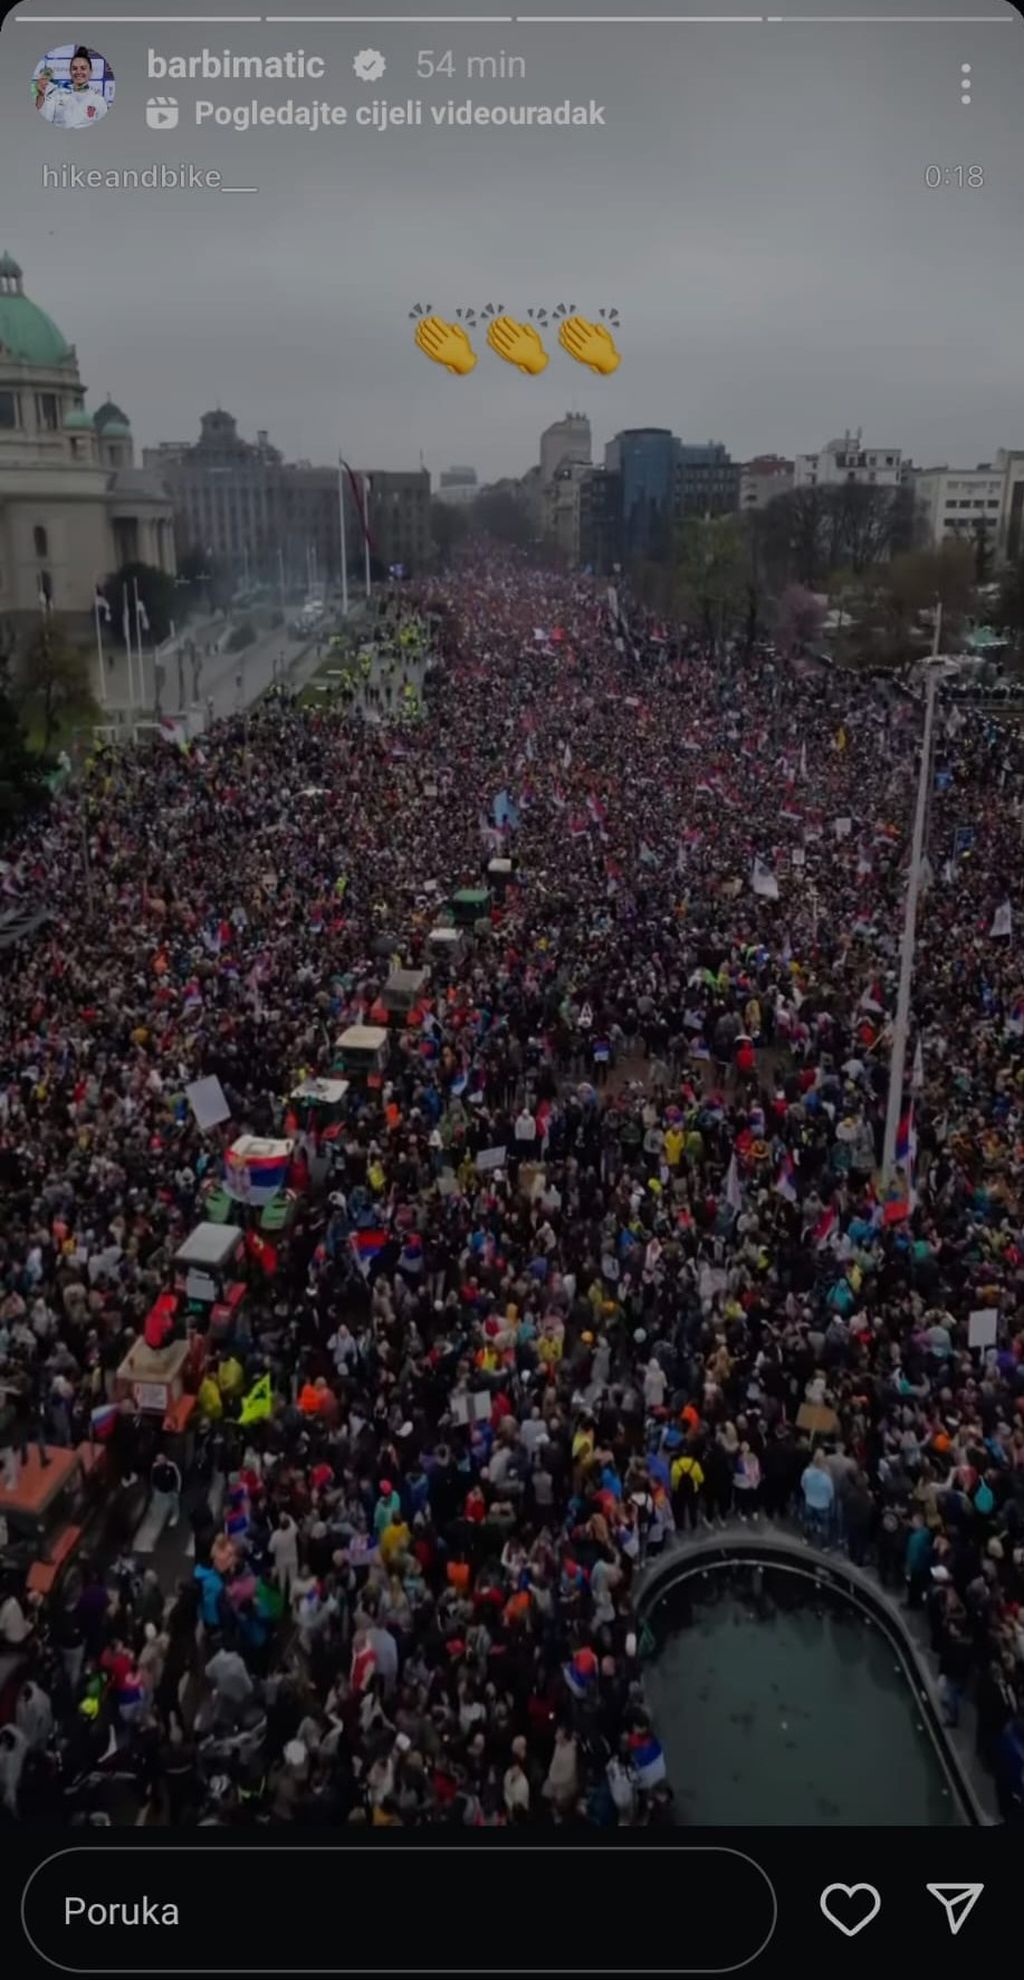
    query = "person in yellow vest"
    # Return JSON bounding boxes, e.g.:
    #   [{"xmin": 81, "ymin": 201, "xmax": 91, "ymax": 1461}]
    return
[
  {"xmin": 671, "ymin": 1448, "xmax": 705, "ymax": 1530},
  {"xmin": 217, "ymin": 1353, "xmax": 244, "ymax": 1401},
  {"xmin": 198, "ymin": 1372, "xmax": 223, "ymax": 1420}
]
